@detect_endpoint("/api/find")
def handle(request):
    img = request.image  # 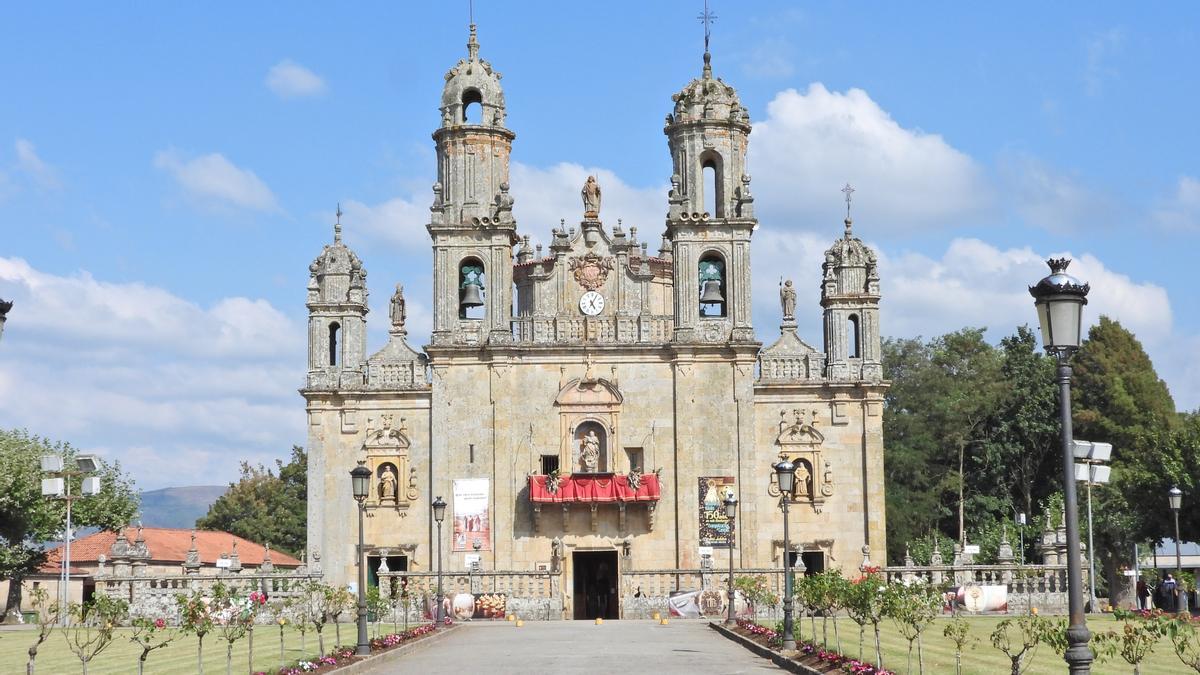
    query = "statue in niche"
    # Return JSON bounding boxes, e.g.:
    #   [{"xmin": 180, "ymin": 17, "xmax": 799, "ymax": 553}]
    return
[
  {"xmin": 780, "ymin": 279, "xmax": 796, "ymax": 321},
  {"xmin": 389, "ymin": 284, "xmax": 406, "ymax": 331},
  {"xmin": 581, "ymin": 175, "xmax": 602, "ymax": 218},
  {"xmin": 379, "ymin": 465, "xmax": 398, "ymax": 502},
  {"xmin": 580, "ymin": 429, "xmax": 601, "ymax": 472},
  {"xmin": 794, "ymin": 460, "xmax": 813, "ymax": 498}
]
